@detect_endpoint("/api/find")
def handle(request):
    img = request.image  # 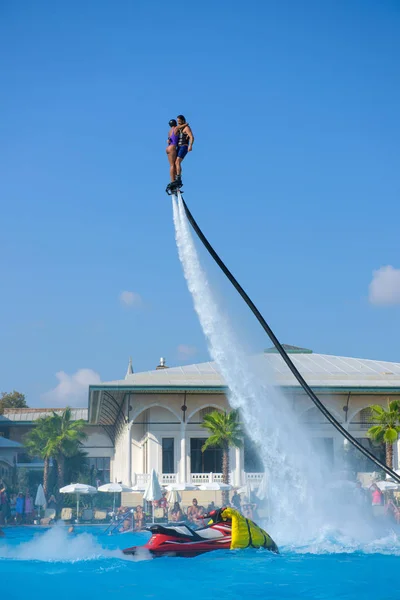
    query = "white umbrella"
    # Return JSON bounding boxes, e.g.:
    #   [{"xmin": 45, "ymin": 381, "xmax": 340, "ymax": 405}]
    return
[
  {"xmin": 35, "ymin": 484, "xmax": 47, "ymax": 517},
  {"xmin": 376, "ymin": 481, "xmax": 400, "ymax": 492},
  {"xmin": 165, "ymin": 482, "xmax": 198, "ymax": 492},
  {"xmin": 98, "ymin": 482, "xmax": 133, "ymax": 516},
  {"xmin": 256, "ymin": 474, "xmax": 268, "ymax": 501},
  {"xmin": 59, "ymin": 483, "xmax": 97, "ymax": 522},
  {"xmin": 197, "ymin": 482, "xmax": 232, "ymax": 491},
  {"xmin": 143, "ymin": 469, "xmax": 162, "ymax": 523},
  {"xmin": 166, "ymin": 489, "xmax": 181, "ymax": 505},
  {"xmin": 237, "ymin": 481, "xmax": 252, "ymax": 499},
  {"xmin": 130, "ymin": 483, "xmax": 148, "ymax": 492}
]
